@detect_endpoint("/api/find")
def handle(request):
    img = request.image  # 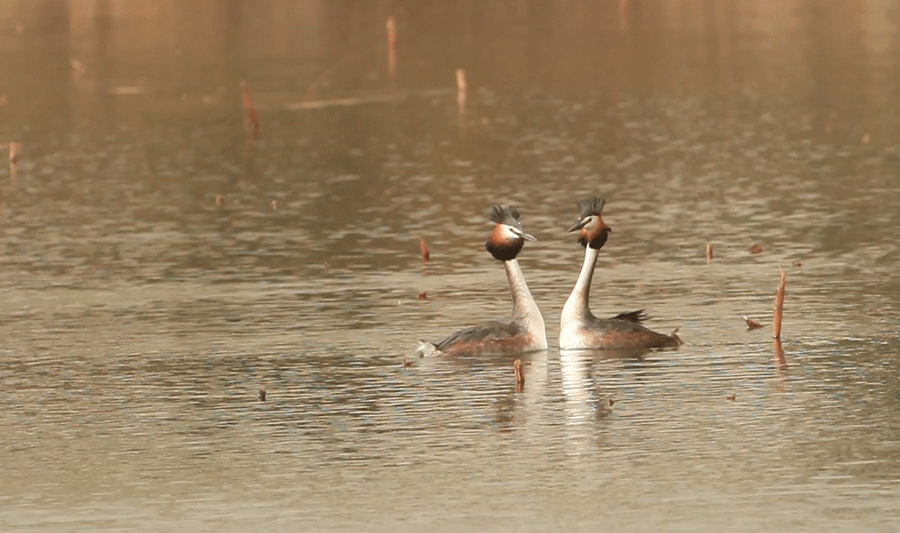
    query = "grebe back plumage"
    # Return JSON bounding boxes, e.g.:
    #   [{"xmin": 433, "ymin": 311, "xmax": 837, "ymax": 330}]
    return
[
  {"xmin": 559, "ymin": 197, "xmax": 682, "ymax": 351},
  {"xmin": 417, "ymin": 206, "xmax": 548, "ymax": 357}
]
